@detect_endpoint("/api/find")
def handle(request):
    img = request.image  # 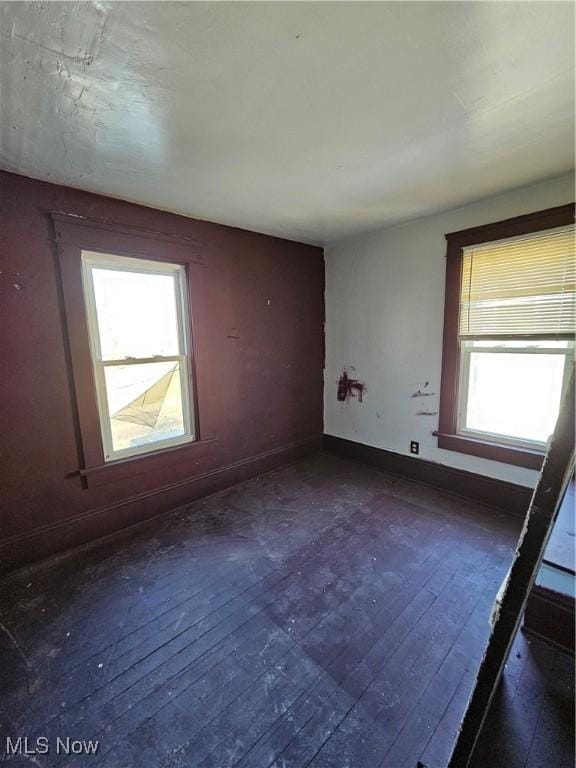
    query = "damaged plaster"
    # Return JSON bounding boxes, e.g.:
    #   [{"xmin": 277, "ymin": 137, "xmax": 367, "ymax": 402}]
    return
[{"xmin": 337, "ymin": 369, "xmax": 366, "ymax": 403}]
